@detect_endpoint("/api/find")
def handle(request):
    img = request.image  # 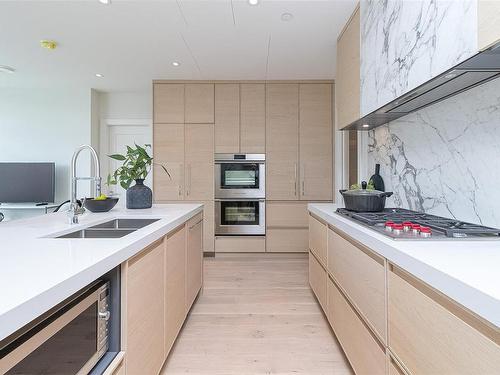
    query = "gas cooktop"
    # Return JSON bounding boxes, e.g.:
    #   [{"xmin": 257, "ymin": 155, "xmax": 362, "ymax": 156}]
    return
[{"xmin": 336, "ymin": 208, "xmax": 500, "ymax": 240}]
